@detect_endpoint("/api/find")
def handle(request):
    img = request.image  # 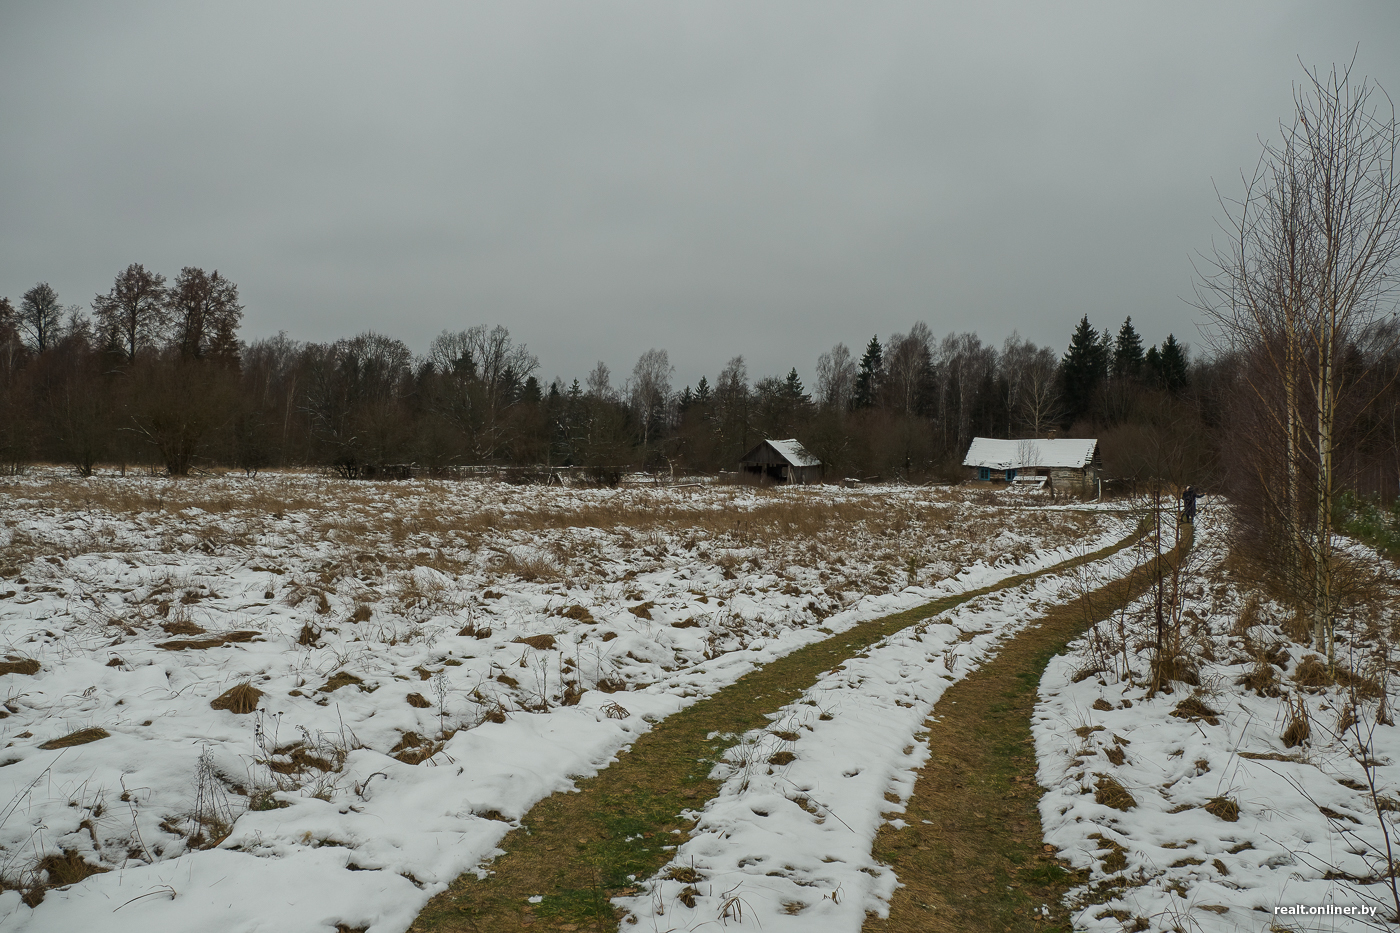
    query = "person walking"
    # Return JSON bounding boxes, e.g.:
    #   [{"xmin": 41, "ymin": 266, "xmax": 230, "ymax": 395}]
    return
[{"xmin": 1182, "ymin": 485, "xmax": 1197, "ymax": 524}]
